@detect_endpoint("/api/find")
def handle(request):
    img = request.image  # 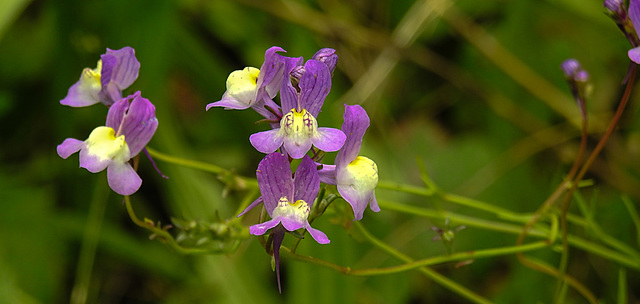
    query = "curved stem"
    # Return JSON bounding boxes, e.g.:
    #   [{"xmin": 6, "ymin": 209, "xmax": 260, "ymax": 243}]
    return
[
  {"xmin": 124, "ymin": 196, "xmax": 237, "ymax": 255},
  {"xmin": 145, "ymin": 147, "xmax": 258, "ymax": 187}
]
